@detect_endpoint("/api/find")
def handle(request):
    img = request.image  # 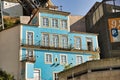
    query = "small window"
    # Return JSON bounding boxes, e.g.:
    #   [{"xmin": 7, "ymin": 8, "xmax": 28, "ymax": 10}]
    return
[
  {"xmin": 86, "ymin": 38, "xmax": 93, "ymax": 51},
  {"xmin": 61, "ymin": 35, "xmax": 68, "ymax": 48},
  {"xmin": 53, "ymin": 35, "xmax": 59, "ymax": 48},
  {"xmin": 52, "ymin": 19, "xmax": 58, "ymax": 28},
  {"xmin": 75, "ymin": 37, "xmax": 81, "ymax": 50},
  {"xmin": 60, "ymin": 54, "xmax": 67, "ymax": 64},
  {"xmin": 43, "ymin": 17, "xmax": 49, "ymax": 27},
  {"xmin": 27, "ymin": 32, "xmax": 33, "ymax": 45},
  {"xmin": 76, "ymin": 55, "xmax": 83, "ymax": 65},
  {"xmin": 42, "ymin": 33, "xmax": 49, "ymax": 47},
  {"xmin": 45, "ymin": 53, "xmax": 52, "ymax": 64},
  {"xmin": 53, "ymin": 73, "xmax": 58, "ymax": 80},
  {"xmin": 61, "ymin": 20, "xmax": 67, "ymax": 29}
]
